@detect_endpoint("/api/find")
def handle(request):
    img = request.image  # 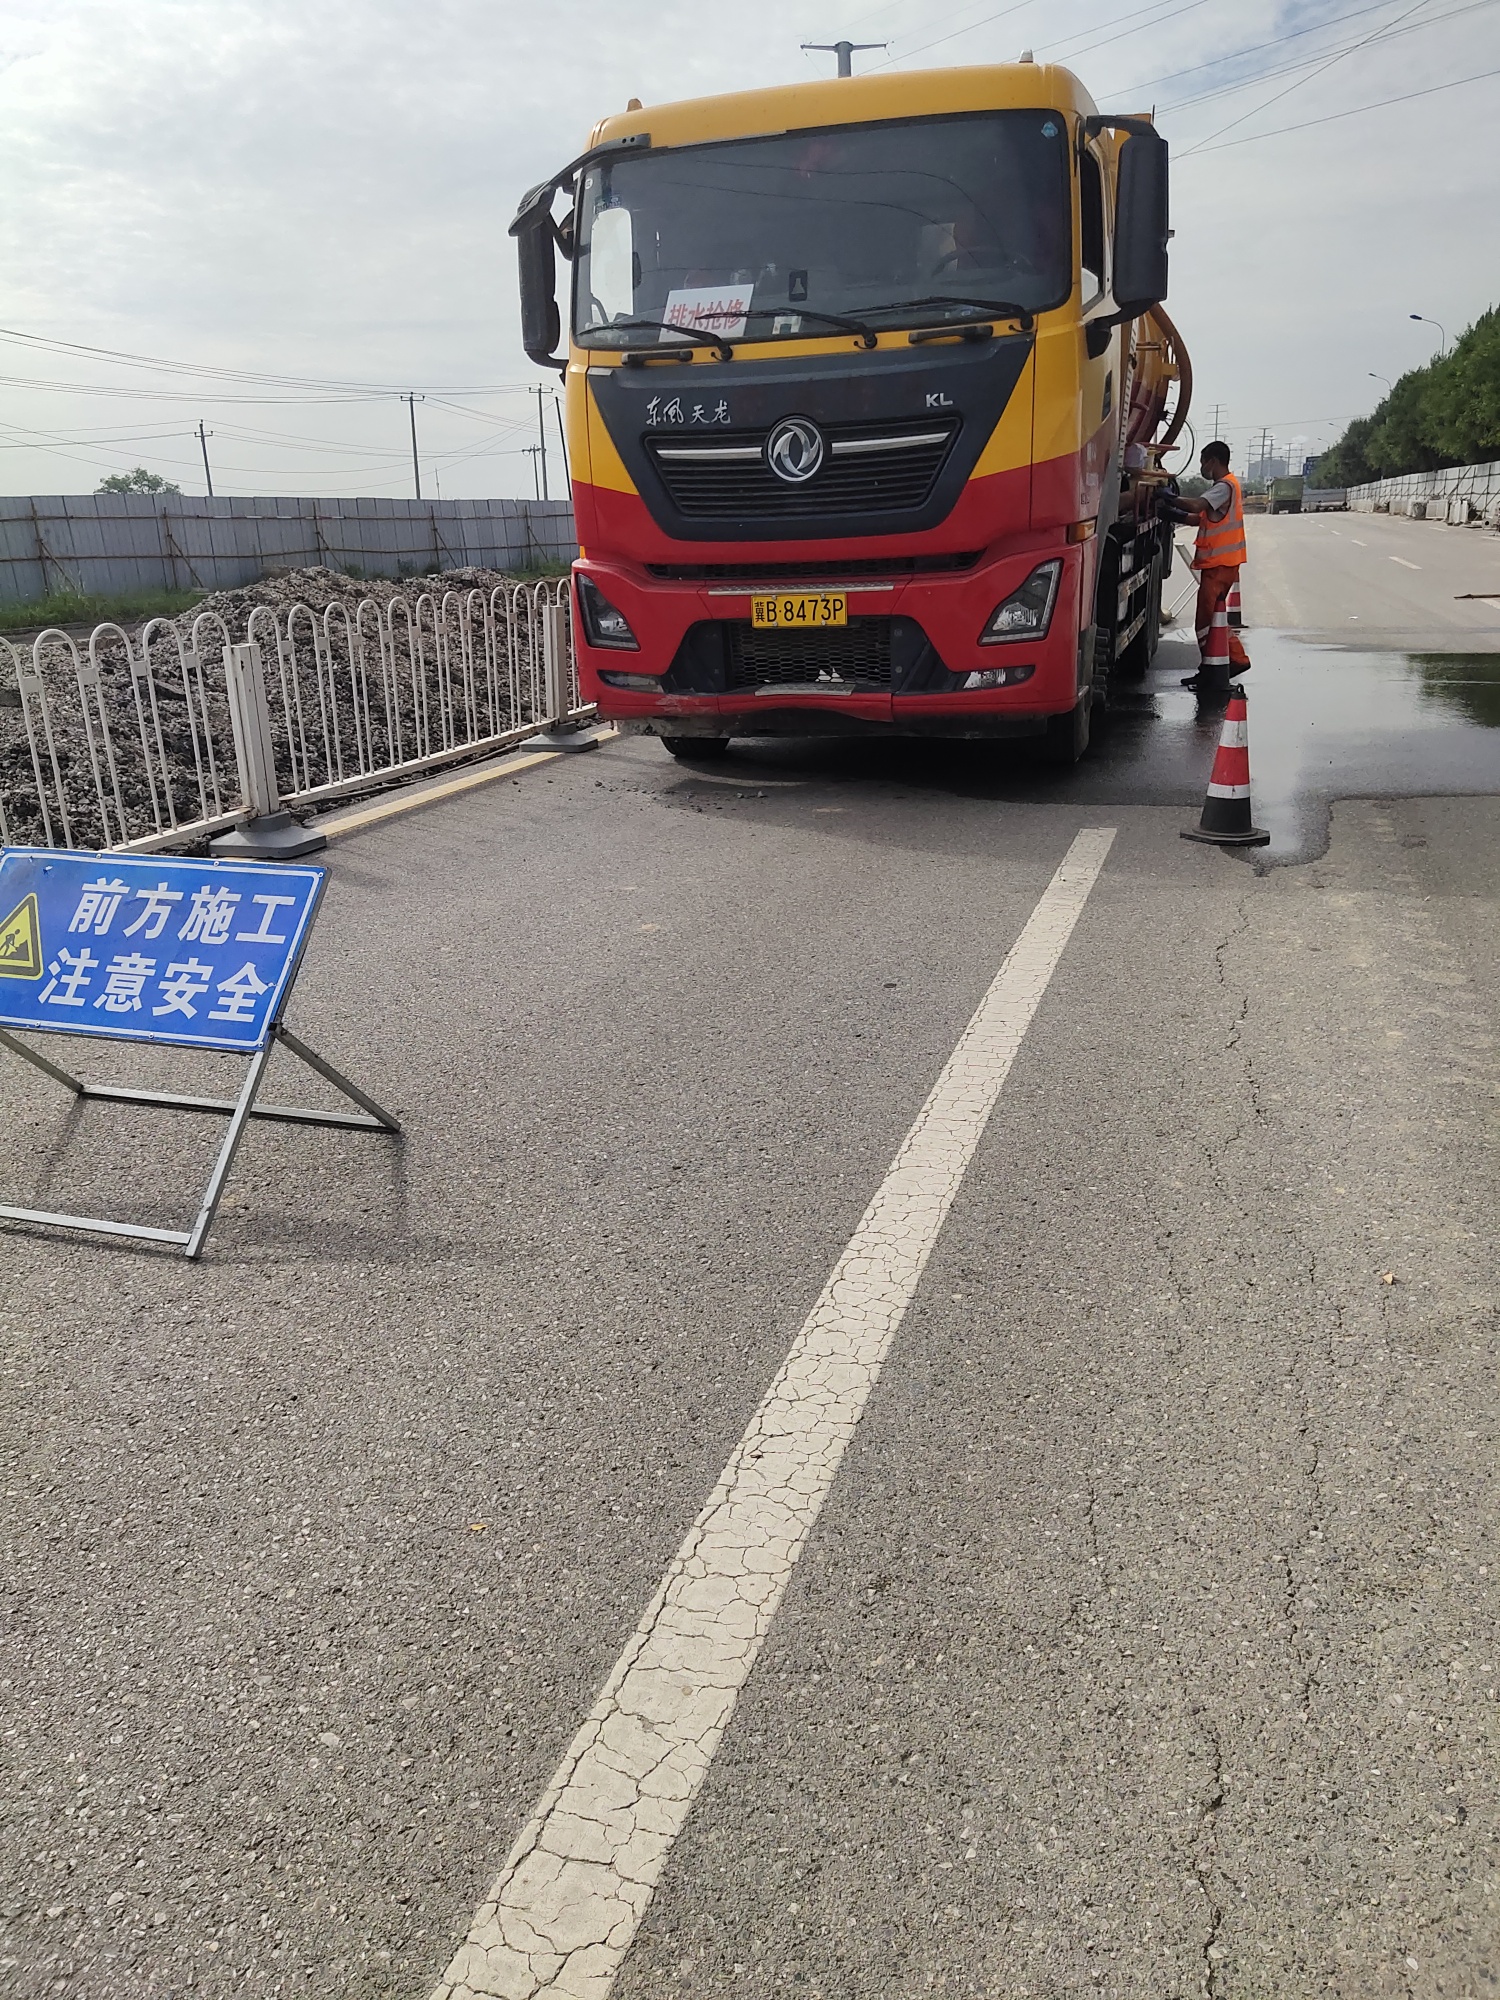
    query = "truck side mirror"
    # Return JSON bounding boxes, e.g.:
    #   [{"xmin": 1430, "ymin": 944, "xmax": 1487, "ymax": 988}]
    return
[
  {"xmin": 1112, "ymin": 129, "xmax": 1169, "ymax": 317},
  {"xmin": 515, "ymin": 216, "xmax": 561, "ymax": 368}
]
